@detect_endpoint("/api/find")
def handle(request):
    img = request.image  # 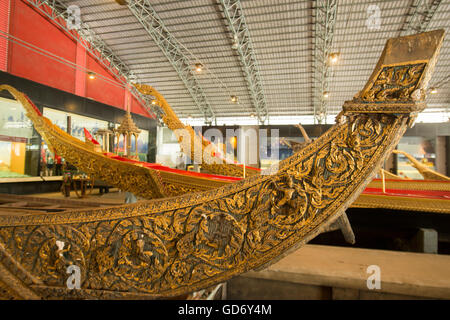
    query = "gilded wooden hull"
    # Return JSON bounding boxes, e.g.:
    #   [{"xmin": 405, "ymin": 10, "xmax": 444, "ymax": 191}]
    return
[
  {"xmin": 133, "ymin": 83, "xmax": 260, "ymax": 178},
  {"xmin": 0, "ymin": 30, "xmax": 445, "ymax": 299},
  {"xmin": 0, "ymin": 86, "xmax": 239, "ymax": 199}
]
